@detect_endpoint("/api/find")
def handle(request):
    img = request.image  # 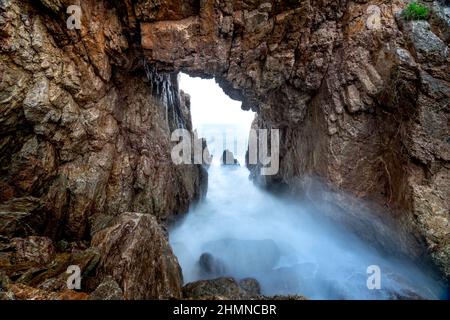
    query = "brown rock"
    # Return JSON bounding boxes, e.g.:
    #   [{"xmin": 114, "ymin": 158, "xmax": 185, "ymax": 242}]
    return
[
  {"xmin": 8, "ymin": 284, "xmax": 89, "ymax": 300},
  {"xmin": 183, "ymin": 277, "xmax": 244, "ymax": 300},
  {"xmin": 89, "ymin": 276, "xmax": 123, "ymax": 300},
  {"xmin": 91, "ymin": 212, "xmax": 183, "ymax": 299},
  {"xmin": 0, "ymin": 197, "xmax": 43, "ymax": 237},
  {"xmin": 11, "ymin": 237, "xmax": 55, "ymax": 265},
  {"xmin": 0, "ymin": 0, "xmax": 206, "ymax": 242}
]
